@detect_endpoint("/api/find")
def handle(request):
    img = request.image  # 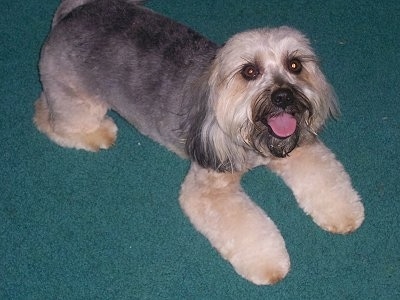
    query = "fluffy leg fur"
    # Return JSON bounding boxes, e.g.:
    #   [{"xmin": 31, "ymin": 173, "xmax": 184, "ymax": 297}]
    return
[
  {"xmin": 34, "ymin": 92, "xmax": 117, "ymax": 152},
  {"xmin": 179, "ymin": 163, "xmax": 290, "ymax": 285},
  {"xmin": 269, "ymin": 141, "xmax": 364, "ymax": 233}
]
